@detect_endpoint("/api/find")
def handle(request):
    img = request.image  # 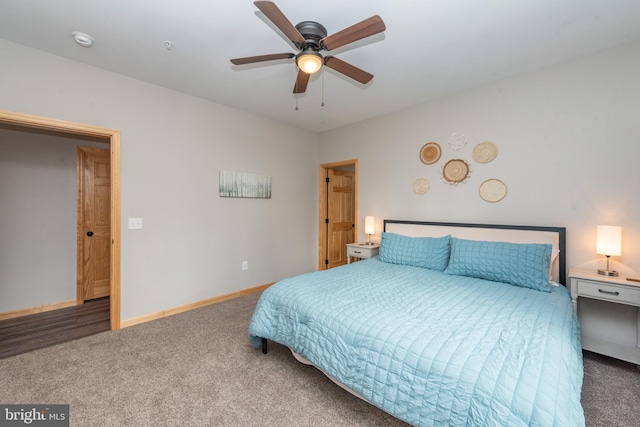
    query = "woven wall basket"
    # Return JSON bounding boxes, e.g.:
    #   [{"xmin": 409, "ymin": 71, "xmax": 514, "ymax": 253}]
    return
[
  {"xmin": 479, "ymin": 179, "xmax": 507, "ymax": 202},
  {"xmin": 442, "ymin": 159, "xmax": 471, "ymax": 184},
  {"xmin": 472, "ymin": 141, "xmax": 498, "ymax": 163},
  {"xmin": 420, "ymin": 142, "xmax": 442, "ymax": 165},
  {"xmin": 413, "ymin": 178, "xmax": 430, "ymax": 195}
]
